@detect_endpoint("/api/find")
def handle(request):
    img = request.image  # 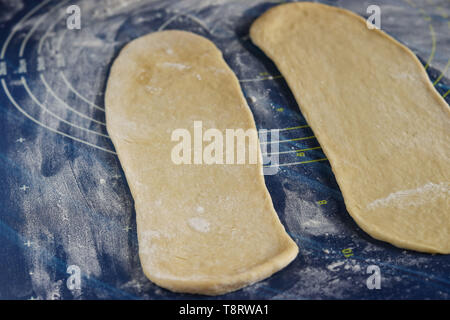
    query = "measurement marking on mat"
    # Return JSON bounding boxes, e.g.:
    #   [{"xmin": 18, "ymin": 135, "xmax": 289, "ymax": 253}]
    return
[
  {"xmin": 0, "ymin": 0, "xmax": 52, "ymax": 59},
  {"xmin": 433, "ymin": 59, "xmax": 450, "ymax": 85},
  {"xmin": 342, "ymin": 248, "xmax": 354, "ymax": 258},
  {"xmin": 262, "ymin": 146, "xmax": 321, "ymax": 156},
  {"xmin": 1, "ymin": 79, "xmax": 117, "ymax": 155},
  {"xmin": 264, "ymin": 157, "xmax": 328, "ymax": 168},
  {"xmin": 19, "ymin": 0, "xmax": 70, "ymax": 57},
  {"xmin": 260, "ymin": 135, "xmax": 316, "ymax": 145},
  {"xmin": 22, "ymin": 77, "xmax": 110, "ymax": 138},
  {"xmin": 424, "ymin": 24, "xmax": 436, "ymax": 70},
  {"xmin": 278, "ymin": 124, "xmax": 310, "ymax": 132},
  {"xmin": 40, "ymin": 74, "xmax": 106, "ymax": 126},
  {"xmin": 0, "ymin": 61, "xmax": 6, "ymax": 76}
]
